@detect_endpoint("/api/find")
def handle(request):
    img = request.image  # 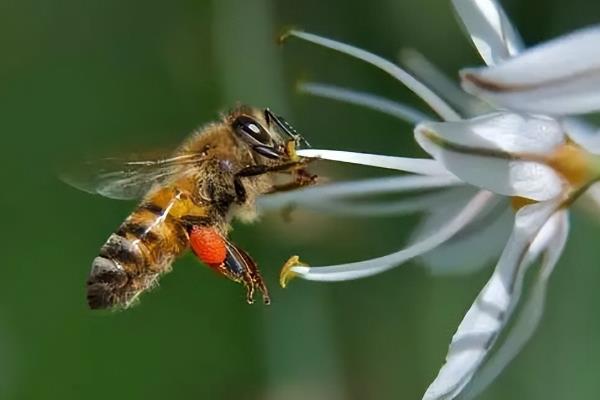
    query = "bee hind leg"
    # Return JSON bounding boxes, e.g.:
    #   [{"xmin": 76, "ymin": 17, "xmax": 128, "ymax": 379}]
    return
[
  {"xmin": 189, "ymin": 226, "xmax": 270, "ymax": 305},
  {"xmin": 232, "ymin": 245, "xmax": 270, "ymax": 305},
  {"xmin": 221, "ymin": 243, "xmax": 270, "ymax": 305}
]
